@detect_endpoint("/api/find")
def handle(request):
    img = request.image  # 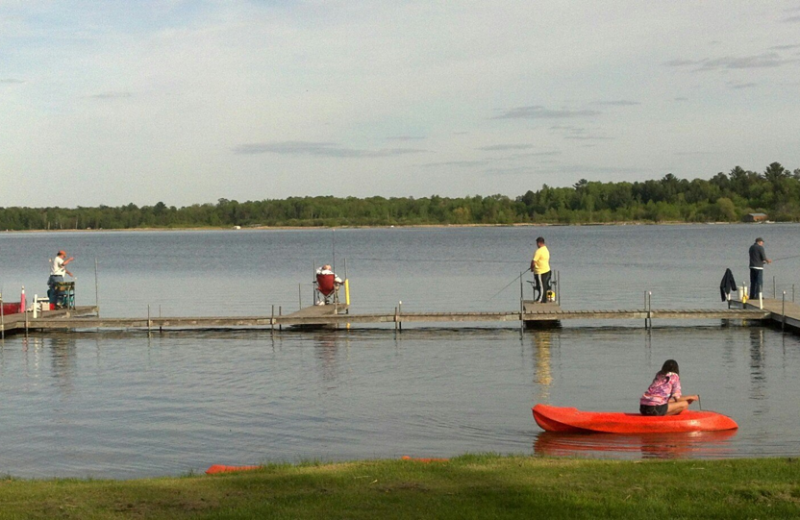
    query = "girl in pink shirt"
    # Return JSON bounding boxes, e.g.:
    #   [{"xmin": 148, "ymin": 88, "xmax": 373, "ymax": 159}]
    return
[{"xmin": 640, "ymin": 359, "xmax": 699, "ymax": 416}]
